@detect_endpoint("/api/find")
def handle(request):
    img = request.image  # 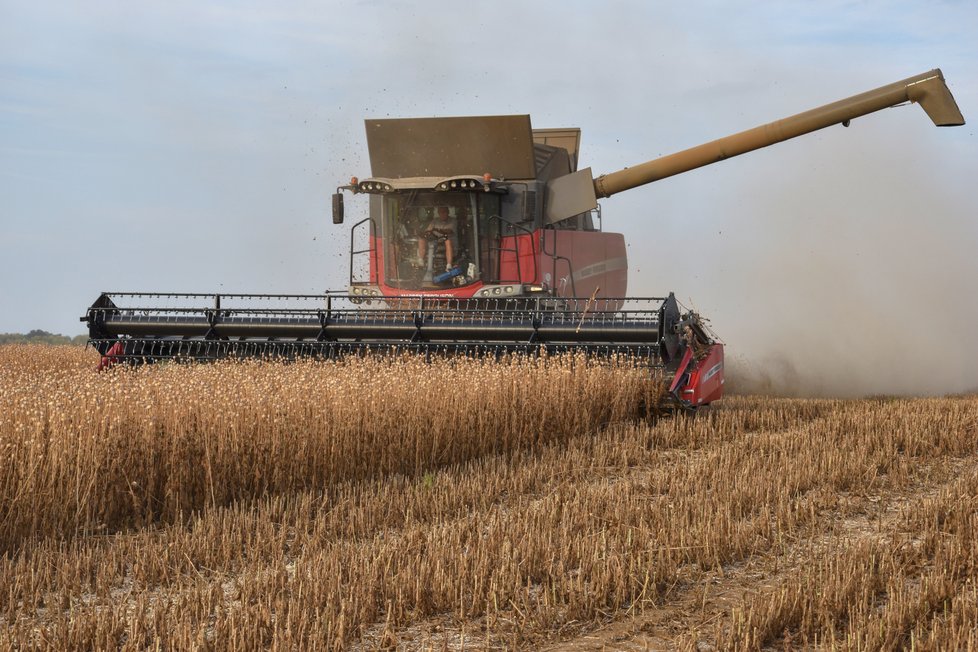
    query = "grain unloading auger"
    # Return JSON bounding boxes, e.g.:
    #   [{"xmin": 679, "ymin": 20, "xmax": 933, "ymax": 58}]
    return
[{"xmin": 83, "ymin": 70, "xmax": 963, "ymax": 408}]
